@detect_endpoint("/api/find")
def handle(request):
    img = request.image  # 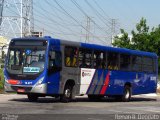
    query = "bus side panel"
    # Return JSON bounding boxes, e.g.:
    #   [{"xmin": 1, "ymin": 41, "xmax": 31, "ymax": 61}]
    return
[
  {"xmin": 47, "ymin": 72, "xmax": 60, "ymax": 94},
  {"xmin": 85, "ymin": 70, "xmax": 125, "ymax": 96},
  {"xmin": 82, "ymin": 69, "xmax": 157, "ymax": 96},
  {"xmin": 105, "ymin": 71, "xmax": 157, "ymax": 96},
  {"xmin": 132, "ymin": 72, "xmax": 145, "ymax": 95},
  {"xmin": 131, "ymin": 73, "xmax": 157, "ymax": 95},
  {"xmin": 144, "ymin": 73, "xmax": 157, "ymax": 93},
  {"xmin": 85, "ymin": 70, "xmax": 127, "ymax": 96},
  {"xmin": 103, "ymin": 71, "xmax": 133, "ymax": 96}
]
